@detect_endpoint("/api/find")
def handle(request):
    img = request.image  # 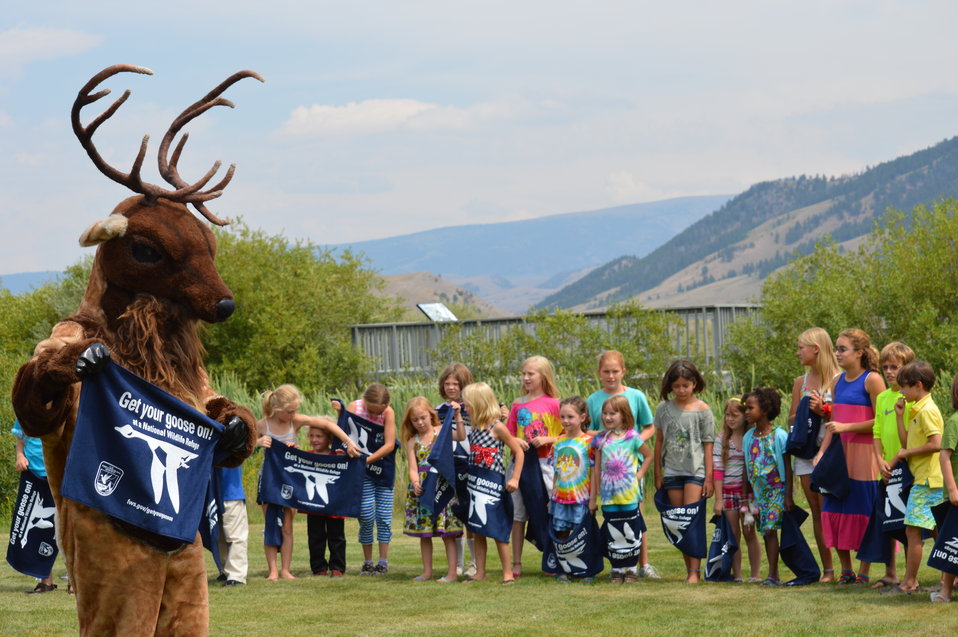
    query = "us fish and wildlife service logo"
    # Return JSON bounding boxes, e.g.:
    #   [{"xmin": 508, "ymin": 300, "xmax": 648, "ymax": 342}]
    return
[
  {"xmin": 94, "ymin": 461, "xmax": 124, "ymax": 496},
  {"xmin": 38, "ymin": 542, "xmax": 54, "ymax": 557},
  {"xmin": 281, "ymin": 484, "xmax": 294, "ymax": 500}
]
